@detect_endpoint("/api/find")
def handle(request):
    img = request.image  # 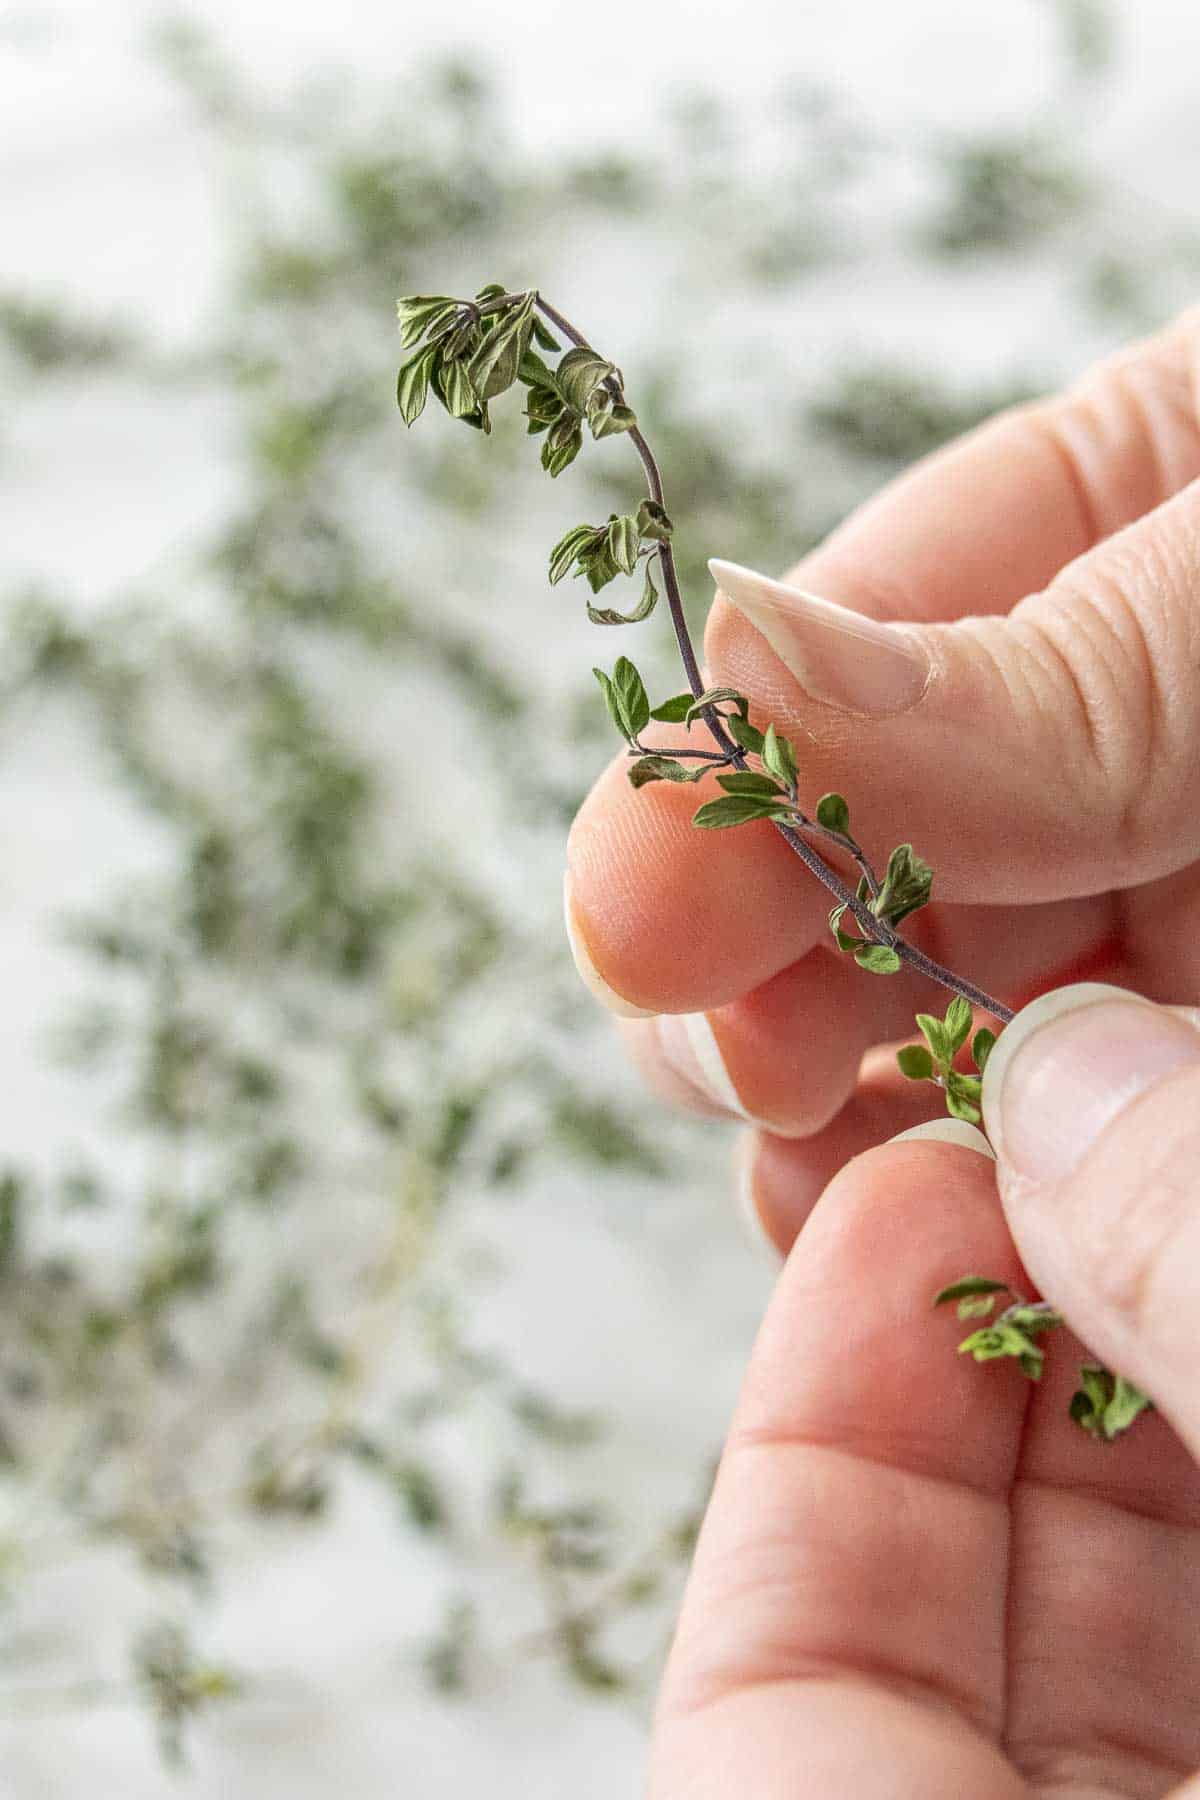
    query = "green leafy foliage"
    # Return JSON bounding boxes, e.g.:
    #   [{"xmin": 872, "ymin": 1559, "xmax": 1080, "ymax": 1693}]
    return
[
  {"xmin": 899, "ymin": 998, "xmax": 997, "ymax": 1125},
  {"xmin": 1069, "ymin": 1366, "xmax": 1154, "ymax": 1442}
]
